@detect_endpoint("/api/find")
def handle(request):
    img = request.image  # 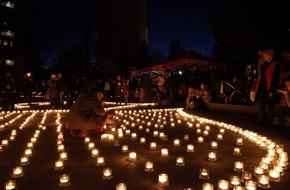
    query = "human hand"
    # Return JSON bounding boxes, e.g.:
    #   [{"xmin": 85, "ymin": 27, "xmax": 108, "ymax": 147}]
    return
[{"xmin": 277, "ymin": 89, "xmax": 288, "ymax": 95}]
